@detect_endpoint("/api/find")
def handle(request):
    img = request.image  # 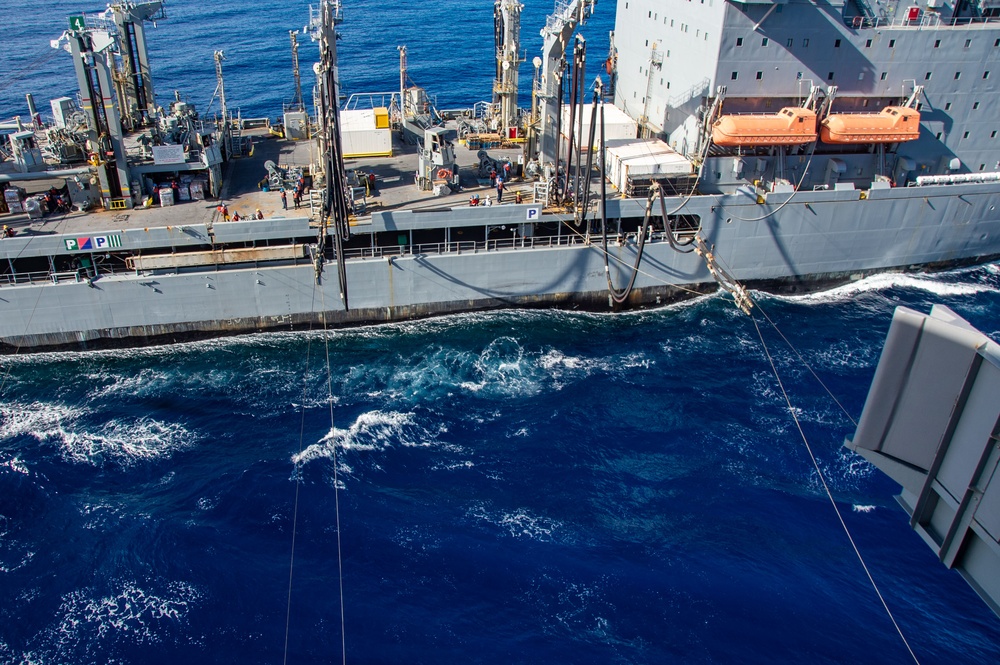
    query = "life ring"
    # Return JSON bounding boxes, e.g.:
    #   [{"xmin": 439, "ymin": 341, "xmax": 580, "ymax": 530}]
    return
[
  {"xmin": 852, "ymin": 16, "xmax": 862, "ymax": 28},
  {"xmin": 436, "ymin": 168, "xmax": 451, "ymax": 180}
]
